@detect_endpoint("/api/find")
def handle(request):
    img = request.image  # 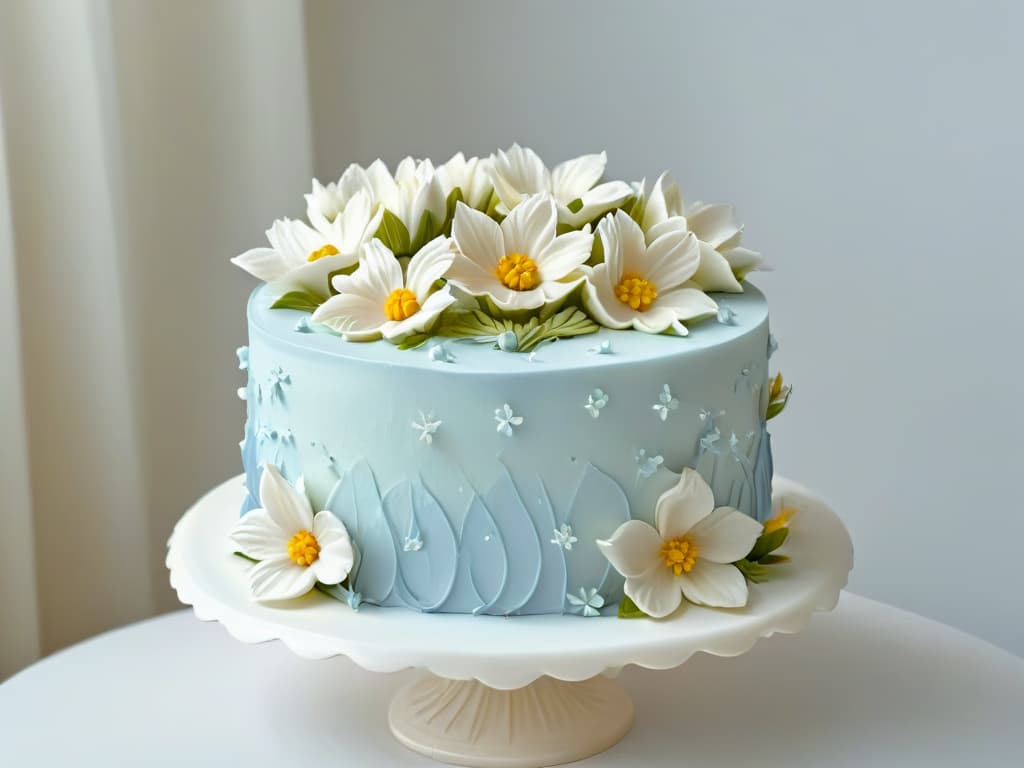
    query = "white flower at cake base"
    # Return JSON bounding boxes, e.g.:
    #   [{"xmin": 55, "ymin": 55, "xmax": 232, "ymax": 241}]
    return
[
  {"xmin": 566, "ymin": 587, "xmax": 605, "ymax": 617},
  {"xmin": 494, "ymin": 403, "xmax": 524, "ymax": 436},
  {"xmin": 437, "ymin": 152, "xmax": 494, "ymax": 210},
  {"xmin": 489, "ymin": 144, "xmax": 632, "ymax": 228},
  {"xmin": 597, "ymin": 468, "xmax": 762, "ymax": 618},
  {"xmin": 311, "ymin": 236, "xmax": 457, "ymax": 342},
  {"xmin": 231, "ymin": 190, "xmax": 379, "ymax": 296},
  {"xmin": 411, "ymin": 410, "xmax": 442, "ymax": 445},
  {"xmin": 448, "ymin": 193, "xmax": 593, "ymax": 312},
  {"xmin": 652, "ymin": 384, "xmax": 679, "ymax": 421},
  {"xmin": 230, "ymin": 464, "xmax": 355, "ymax": 601},
  {"xmin": 583, "ymin": 210, "xmax": 718, "ymax": 335}
]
